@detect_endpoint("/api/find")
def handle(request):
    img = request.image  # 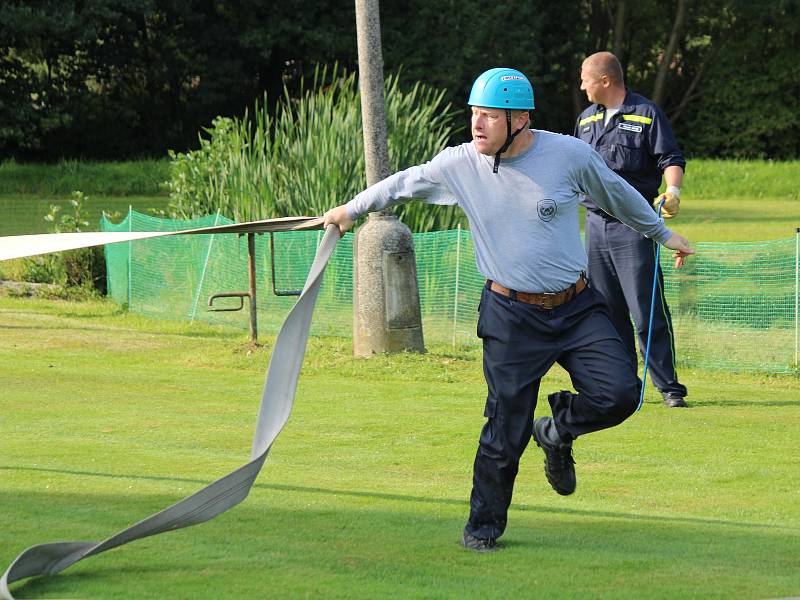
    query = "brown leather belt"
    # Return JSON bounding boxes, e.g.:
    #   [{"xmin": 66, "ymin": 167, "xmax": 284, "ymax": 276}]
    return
[{"xmin": 487, "ymin": 275, "xmax": 587, "ymax": 309}]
